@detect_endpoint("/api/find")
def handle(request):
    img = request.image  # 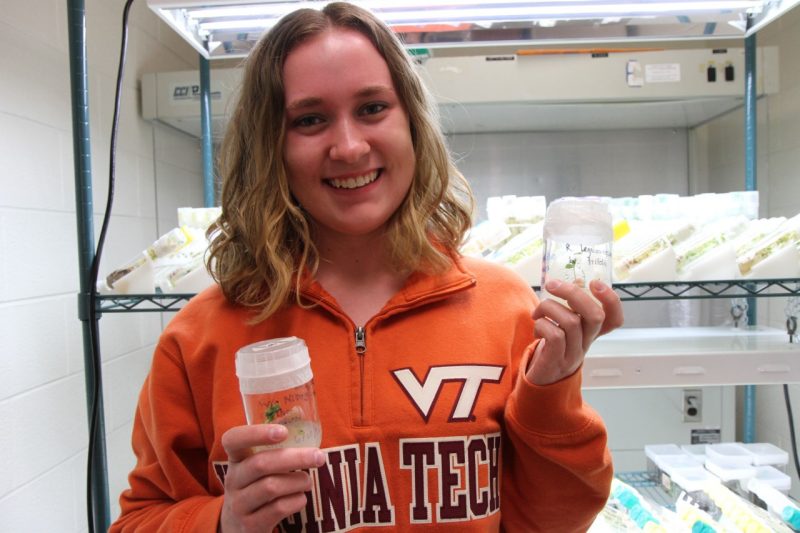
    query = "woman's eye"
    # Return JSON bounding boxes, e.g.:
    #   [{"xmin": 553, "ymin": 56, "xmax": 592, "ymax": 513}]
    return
[
  {"xmin": 360, "ymin": 102, "xmax": 387, "ymax": 116},
  {"xmin": 292, "ymin": 115, "xmax": 323, "ymax": 128}
]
